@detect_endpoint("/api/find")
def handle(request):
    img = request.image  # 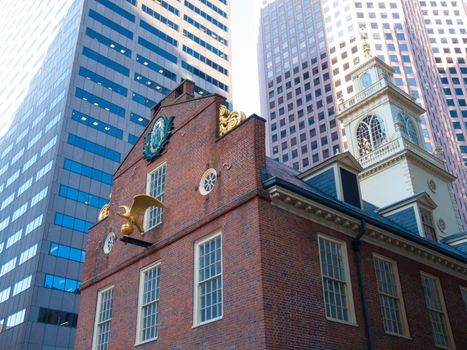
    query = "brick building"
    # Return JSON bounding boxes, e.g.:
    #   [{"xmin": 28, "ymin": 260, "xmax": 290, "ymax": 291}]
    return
[{"xmin": 75, "ymin": 80, "xmax": 466, "ymax": 350}]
